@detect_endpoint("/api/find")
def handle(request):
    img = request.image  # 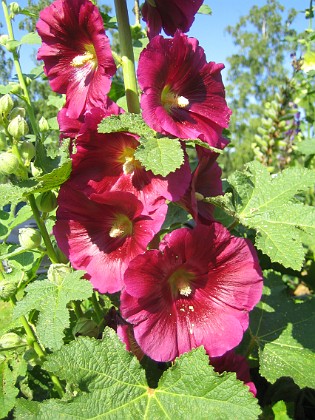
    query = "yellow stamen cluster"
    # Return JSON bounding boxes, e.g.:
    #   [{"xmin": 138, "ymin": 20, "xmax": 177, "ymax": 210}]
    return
[
  {"xmin": 71, "ymin": 44, "xmax": 97, "ymax": 69},
  {"xmin": 161, "ymin": 85, "xmax": 189, "ymax": 113},
  {"xmin": 109, "ymin": 214, "xmax": 133, "ymax": 238}
]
